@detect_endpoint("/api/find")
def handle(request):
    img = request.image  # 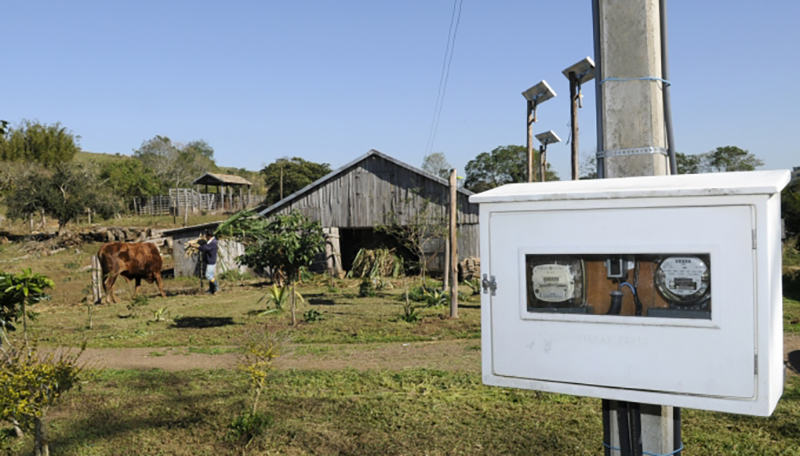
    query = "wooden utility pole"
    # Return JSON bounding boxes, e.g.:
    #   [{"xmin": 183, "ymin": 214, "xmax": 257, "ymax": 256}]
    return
[
  {"xmin": 539, "ymin": 145, "xmax": 547, "ymax": 183},
  {"xmin": 443, "ymin": 239, "xmax": 450, "ymax": 292},
  {"xmin": 448, "ymin": 169, "xmax": 458, "ymax": 319},
  {"xmin": 526, "ymin": 101, "xmax": 535, "ymax": 182},
  {"xmin": 569, "ymin": 71, "xmax": 580, "ymax": 180},
  {"xmin": 280, "ymin": 165, "xmax": 284, "ymax": 200}
]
